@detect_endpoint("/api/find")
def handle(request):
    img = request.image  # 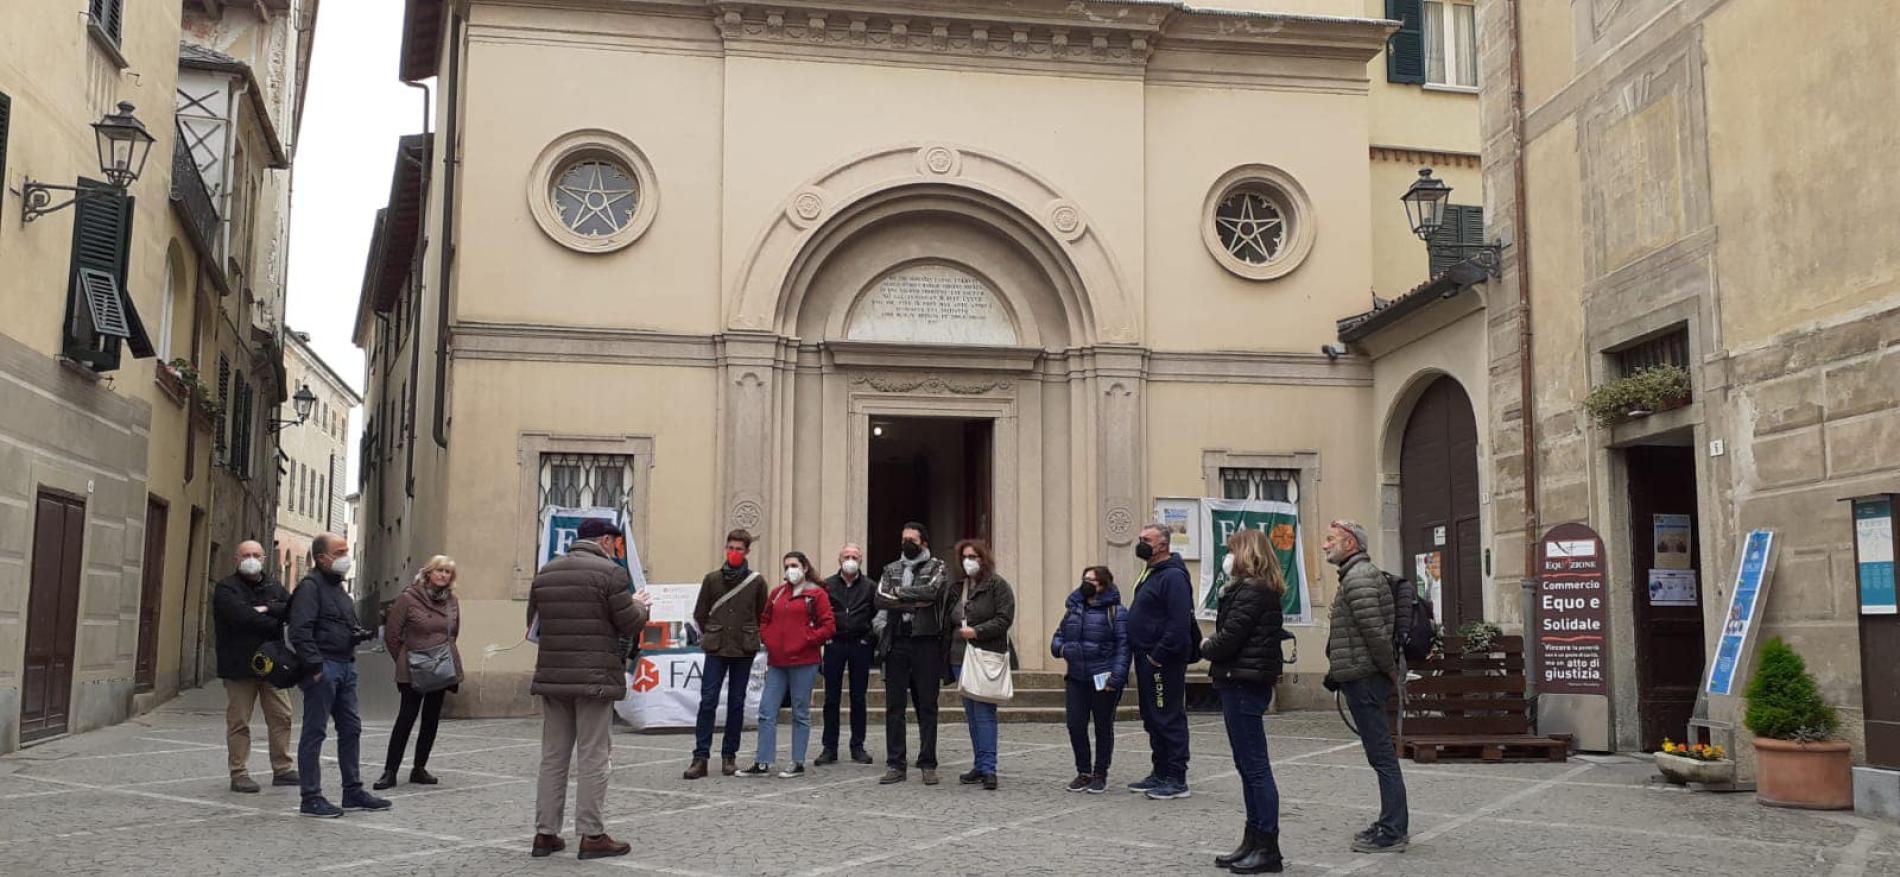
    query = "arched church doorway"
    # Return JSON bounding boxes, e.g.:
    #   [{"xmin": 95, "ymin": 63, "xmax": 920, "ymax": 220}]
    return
[{"xmin": 1400, "ymin": 375, "xmax": 1483, "ymax": 628}]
